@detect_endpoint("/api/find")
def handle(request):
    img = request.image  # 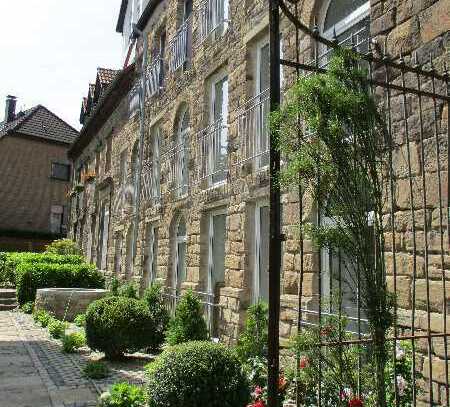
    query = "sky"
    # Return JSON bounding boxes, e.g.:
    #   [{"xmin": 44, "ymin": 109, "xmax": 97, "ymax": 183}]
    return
[{"xmin": 0, "ymin": 1, "xmax": 123, "ymax": 130}]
